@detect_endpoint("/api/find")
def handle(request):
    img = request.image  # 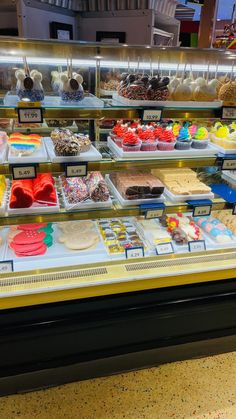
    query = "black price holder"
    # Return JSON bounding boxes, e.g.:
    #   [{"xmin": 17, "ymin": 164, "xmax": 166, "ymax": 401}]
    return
[
  {"xmin": 12, "ymin": 164, "xmax": 37, "ymax": 180},
  {"xmin": 187, "ymin": 199, "xmax": 212, "ymax": 217},
  {"xmin": 65, "ymin": 162, "xmax": 88, "ymax": 178}
]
